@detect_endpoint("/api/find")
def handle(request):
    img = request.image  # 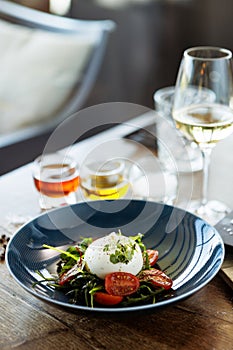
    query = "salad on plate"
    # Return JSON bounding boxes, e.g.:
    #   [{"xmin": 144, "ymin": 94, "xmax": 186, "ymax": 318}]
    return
[{"xmin": 34, "ymin": 231, "xmax": 173, "ymax": 307}]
